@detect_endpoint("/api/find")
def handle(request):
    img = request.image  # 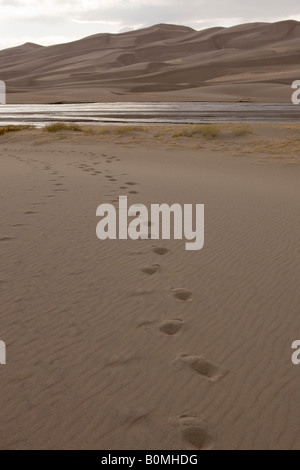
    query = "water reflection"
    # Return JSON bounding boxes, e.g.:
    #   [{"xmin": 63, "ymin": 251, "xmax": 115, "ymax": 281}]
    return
[{"xmin": 0, "ymin": 102, "xmax": 299, "ymax": 126}]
